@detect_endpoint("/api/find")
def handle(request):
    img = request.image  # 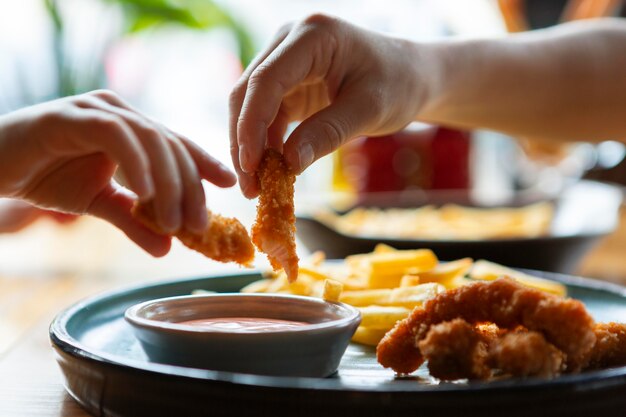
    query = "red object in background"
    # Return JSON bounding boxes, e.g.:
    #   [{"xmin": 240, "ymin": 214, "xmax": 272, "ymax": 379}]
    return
[
  {"xmin": 431, "ymin": 127, "xmax": 471, "ymax": 189},
  {"xmin": 337, "ymin": 124, "xmax": 471, "ymax": 194}
]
